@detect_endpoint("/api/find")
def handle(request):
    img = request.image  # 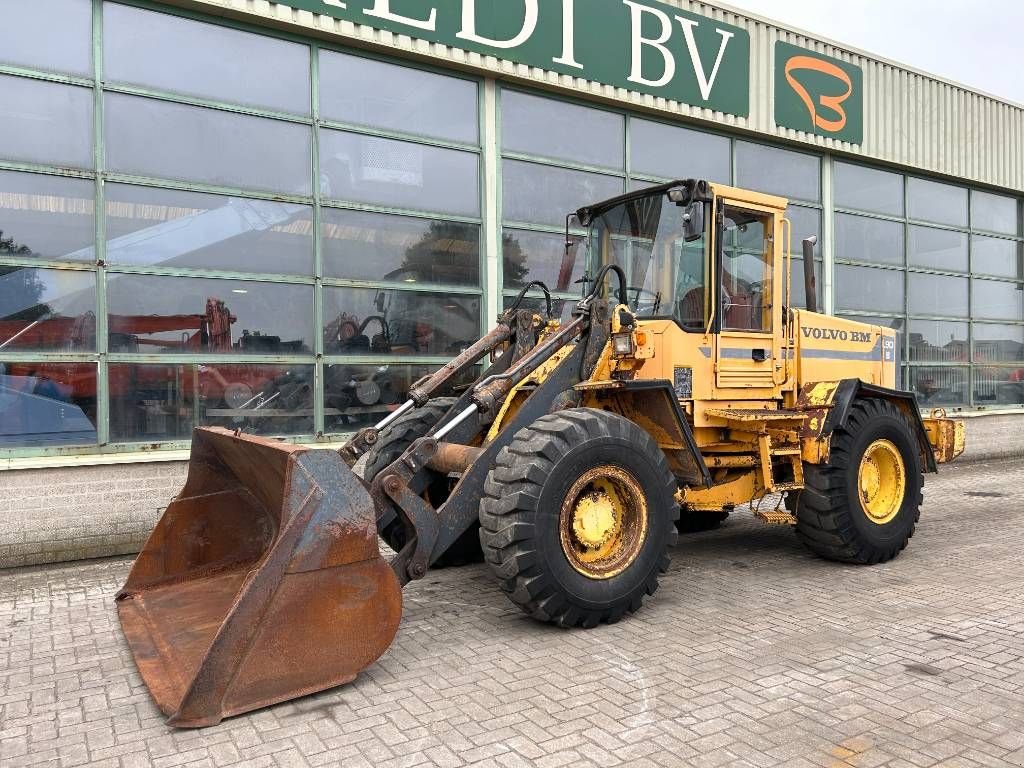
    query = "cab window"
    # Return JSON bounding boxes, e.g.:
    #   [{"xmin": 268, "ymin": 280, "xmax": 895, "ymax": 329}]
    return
[{"xmin": 721, "ymin": 207, "xmax": 773, "ymax": 332}]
